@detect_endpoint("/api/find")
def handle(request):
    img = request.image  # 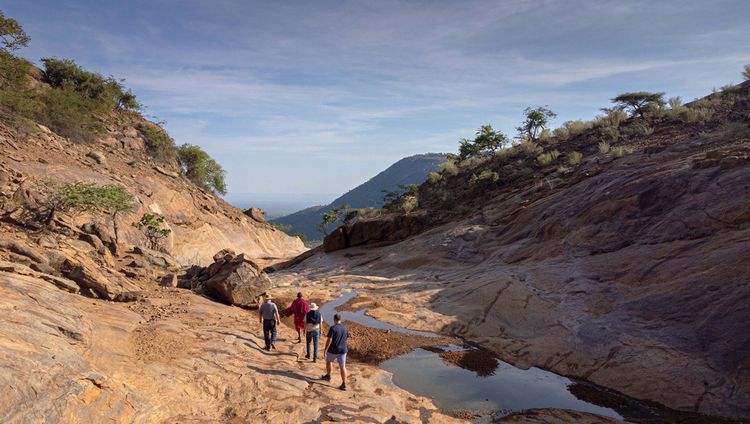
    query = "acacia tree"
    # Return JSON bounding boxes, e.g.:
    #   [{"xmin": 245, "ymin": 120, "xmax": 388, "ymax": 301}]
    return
[
  {"xmin": 0, "ymin": 11, "xmax": 30, "ymax": 52},
  {"xmin": 318, "ymin": 205, "xmax": 350, "ymax": 236},
  {"xmin": 611, "ymin": 92, "xmax": 665, "ymax": 118},
  {"xmin": 458, "ymin": 125, "xmax": 508, "ymax": 160},
  {"xmin": 516, "ymin": 106, "xmax": 556, "ymax": 143}
]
